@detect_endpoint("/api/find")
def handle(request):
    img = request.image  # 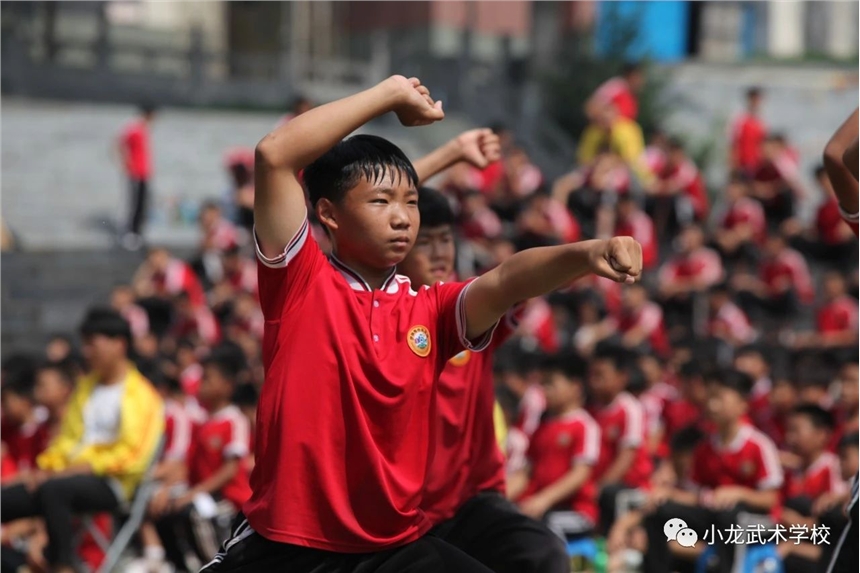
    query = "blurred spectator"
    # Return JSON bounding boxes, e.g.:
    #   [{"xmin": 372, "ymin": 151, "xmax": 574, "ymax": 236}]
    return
[
  {"xmin": 1, "ymin": 308, "xmax": 164, "ymax": 573},
  {"xmin": 223, "ymin": 148, "xmax": 255, "ymax": 232},
  {"xmin": 196, "ymin": 201, "xmax": 247, "ymax": 286},
  {"xmin": 586, "ymin": 62, "xmax": 645, "ymax": 122},
  {"xmin": 134, "ymin": 247, "xmax": 207, "ymax": 335},
  {"xmin": 277, "ymin": 94, "xmax": 314, "ymax": 127},
  {"xmin": 706, "ymin": 283, "xmax": 757, "ymax": 347},
  {"xmin": 1, "ymin": 371, "xmax": 49, "ymax": 475},
  {"xmin": 118, "ymin": 103, "xmax": 157, "ymax": 251},
  {"xmin": 637, "ymin": 355, "xmax": 678, "ymax": 457},
  {"xmin": 459, "ymin": 190, "xmax": 503, "ymax": 242},
  {"xmin": 112, "ymin": 284, "xmax": 150, "ymax": 340},
  {"xmin": 733, "ymin": 234, "xmax": 814, "ymax": 327},
  {"xmin": 791, "ymin": 272, "xmax": 858, "ymax": 352},
  {"xmin": 614, "ymin": 195, "xmax": 658, "ymax": 268},
  {"xmin": 171, "ymin": 293, "xmax": 221, "ymax": 347},
  {"xmin": 734, "ymin": 345, "xmax": 776, "ymax": 430},
  {"xmin": 508, "ymin": 354, "xmax": 599, "ymax": 540},
  {"xmin": 752, "ymin": 134, "xmax": 805, "ymax": 228},
  {"xmin": 600, "ymin": 284, "xmax": 670, "ymax": 358},
  {"xmin": 648, "ymin": 138, "xmax": 709, "ymax": 236},
  {"xmin": 514, "ymin": 189, "xmax": 580, "ymax": 250},
  {"xmin": 713, "ymin": 175, "xmax": 766, "ymax": 267},
  {"xmin": 33, "ymin": 360, "xmax": 77, "ymax": 442},
  {"xmin": 578, "ymin": 104, "xmax": 647, "ymax": 183},
  {"xmin": 662, "ymin": 361, "xmax": 711, "ymax": 440},
  {"xmin": 496, "ymin": 346, "xmax": 545, "ymax": 439},
  {"xmin": 730, "ymin": 87, "xmax": 767, "ymax": 175},
  {"xmin": 44, "ymin": 334, "xmax": 74, "ymax": 364}
]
